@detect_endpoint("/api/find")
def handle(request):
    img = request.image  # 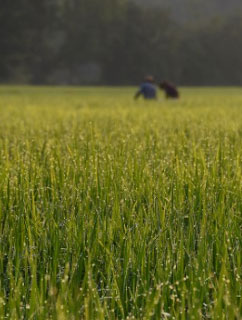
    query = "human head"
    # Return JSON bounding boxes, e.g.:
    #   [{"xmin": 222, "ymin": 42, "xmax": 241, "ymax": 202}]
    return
[
  {"xmin": 144, "ymin": 75, "xmax": 155, "ymax": 83},
  {"xmin": 159, "ymin": 81, "xmax": 169, "ymax": 89}
]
